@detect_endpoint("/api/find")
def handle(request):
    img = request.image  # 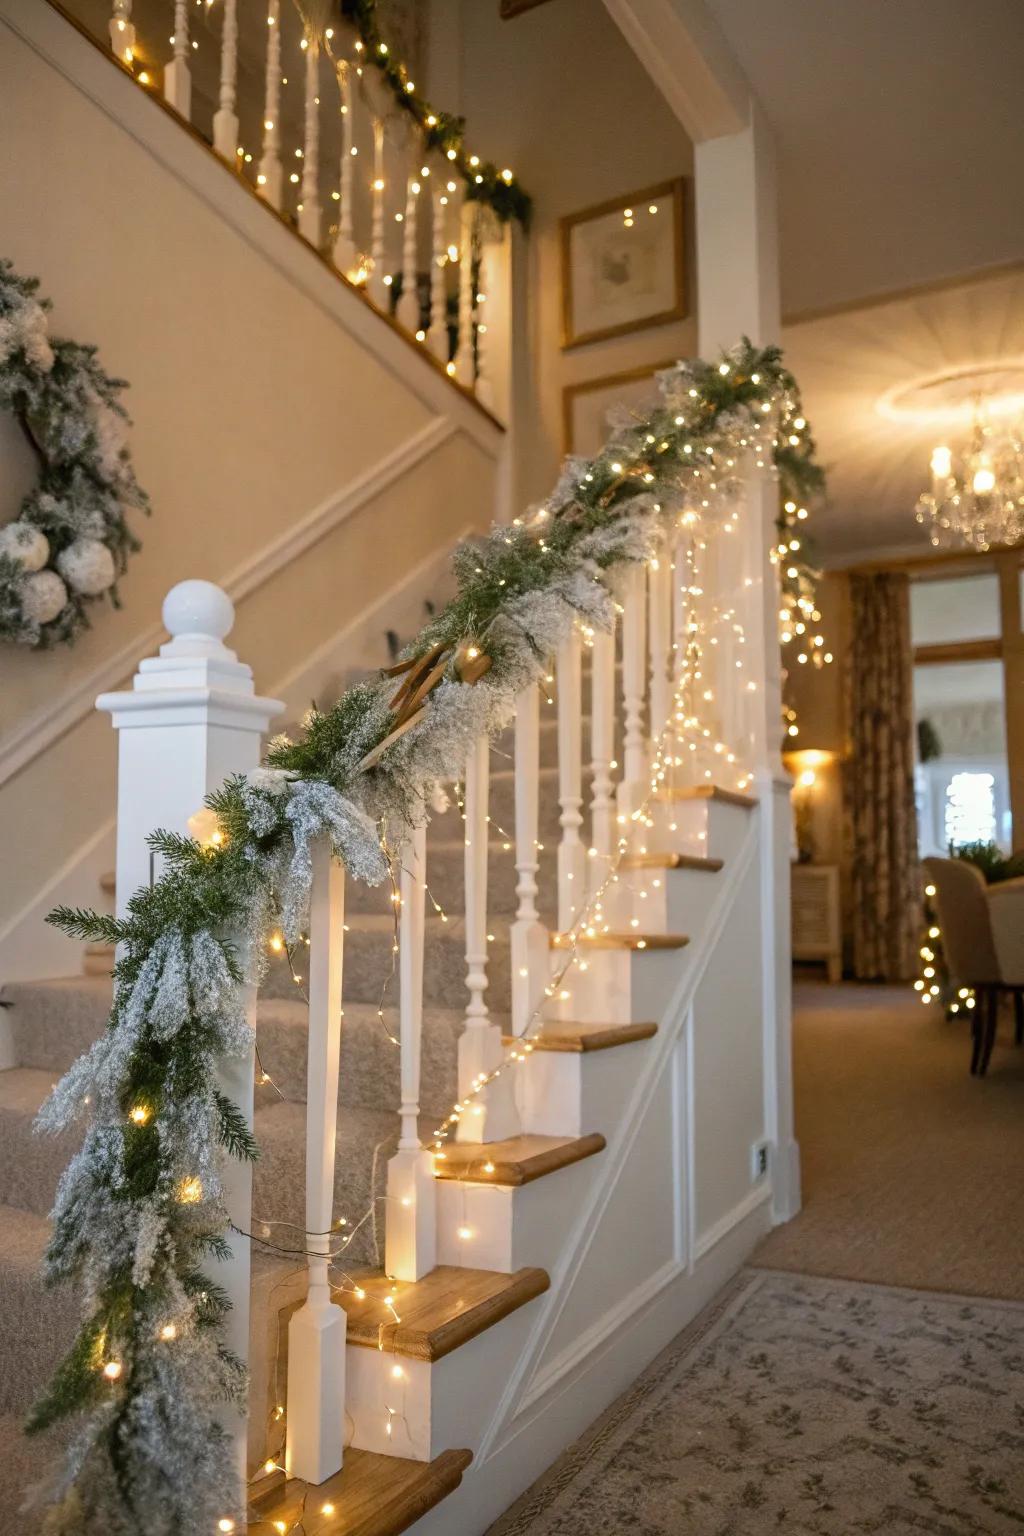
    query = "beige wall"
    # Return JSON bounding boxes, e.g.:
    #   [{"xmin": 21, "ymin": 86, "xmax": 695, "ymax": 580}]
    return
[
  {"xmin": 0, "ymin": 12, "xmax": 498, "ymax": 944},
  {"xmin": 429, "ymin": 0, "xmax": 698, "ymax": 512}
]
